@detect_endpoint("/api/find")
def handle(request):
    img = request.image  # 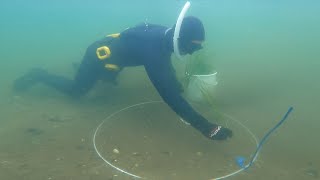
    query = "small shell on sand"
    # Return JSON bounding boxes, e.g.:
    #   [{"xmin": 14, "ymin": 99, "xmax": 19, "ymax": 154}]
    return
[{"xmin": 113, "ymin": 148, "xmax": 120, "ymax": 154}]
